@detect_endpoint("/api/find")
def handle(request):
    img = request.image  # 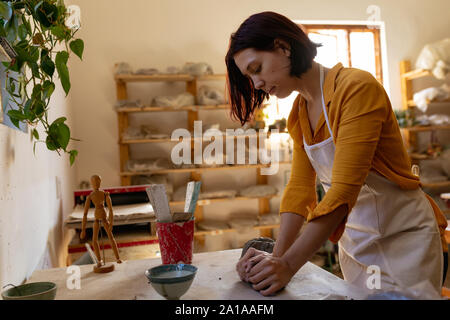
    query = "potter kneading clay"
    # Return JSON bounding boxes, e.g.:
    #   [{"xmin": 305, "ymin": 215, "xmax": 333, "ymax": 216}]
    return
[
  {"xmin": 239, "ymin": 185, "xmax": 278, "ymax": 197},
  {"xmin": 240, "ymin": 237, "xmax": 275, "ymax": 258}
]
